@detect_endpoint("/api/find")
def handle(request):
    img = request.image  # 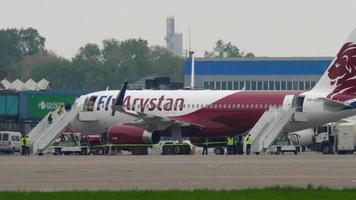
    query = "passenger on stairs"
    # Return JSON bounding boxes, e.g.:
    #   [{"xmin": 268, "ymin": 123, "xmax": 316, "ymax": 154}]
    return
[
  {"xmin": 245, "ymin": 134, "xmax": 253, "ymax": 155},
  {"xmin": 65, "ymin": 103, "xmax": 72, "ymax": 111},
  {"xmin": 48, "ymin": 113, "xmax": 53, "ymax": 124},
  {"xmin": 57, "ymin": 105, "xmax": 65, "ymax": 115}
]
